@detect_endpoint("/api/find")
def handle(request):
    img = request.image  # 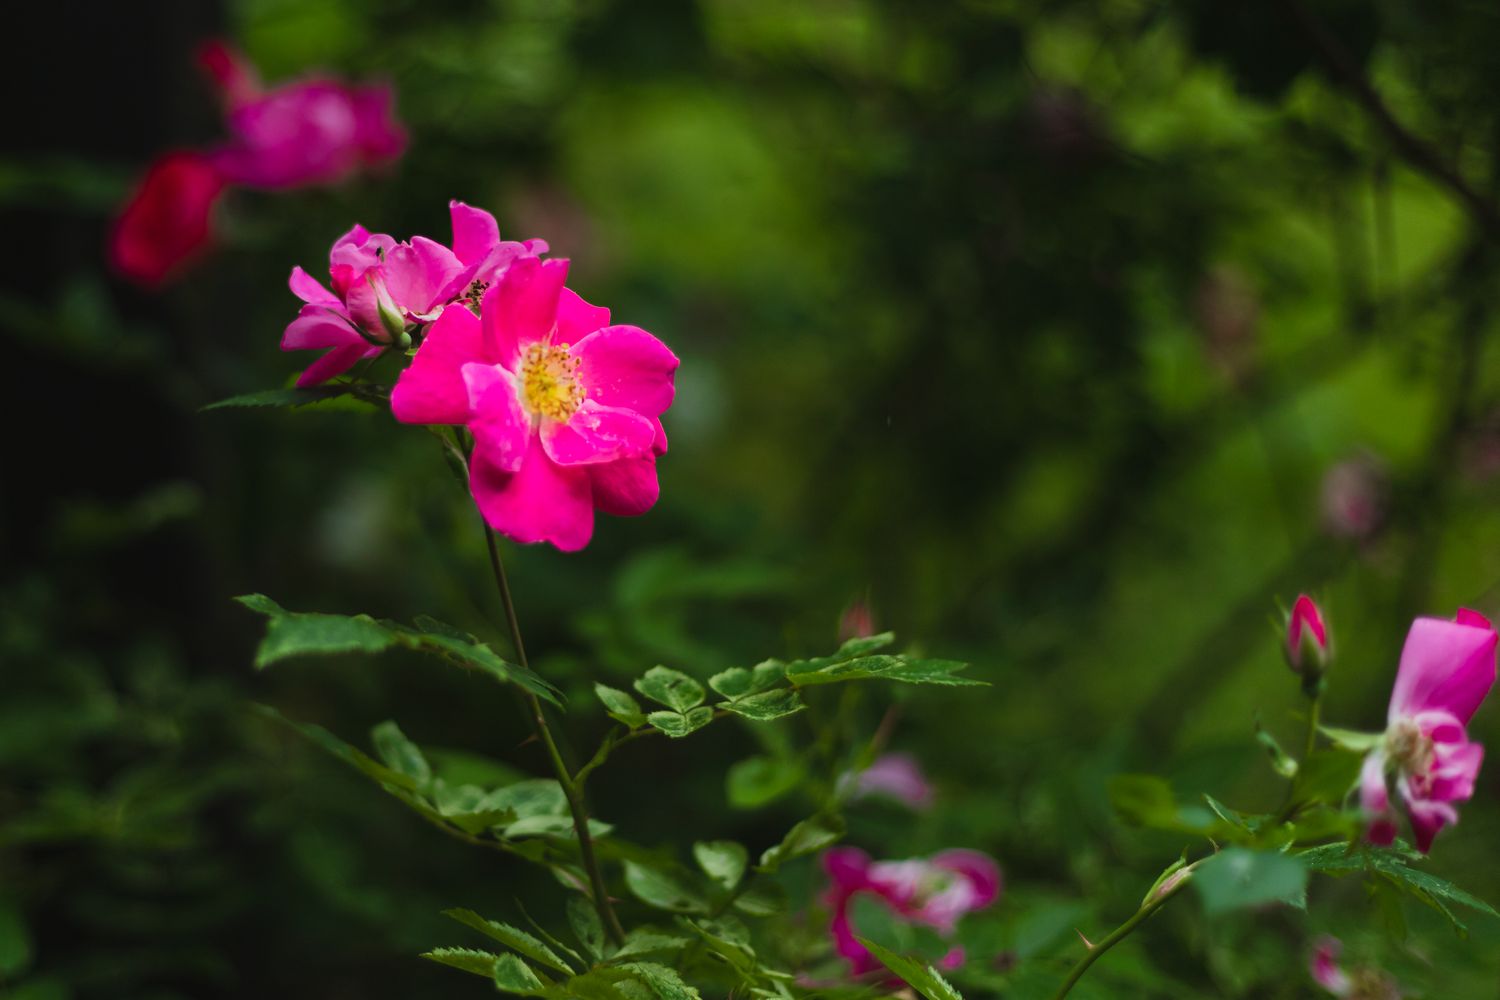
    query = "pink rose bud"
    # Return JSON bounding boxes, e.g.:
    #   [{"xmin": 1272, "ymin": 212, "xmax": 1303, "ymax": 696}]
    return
[{"xmin": 1286, "ymin": 594, "xmax": 1330, "ymax": 675}]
